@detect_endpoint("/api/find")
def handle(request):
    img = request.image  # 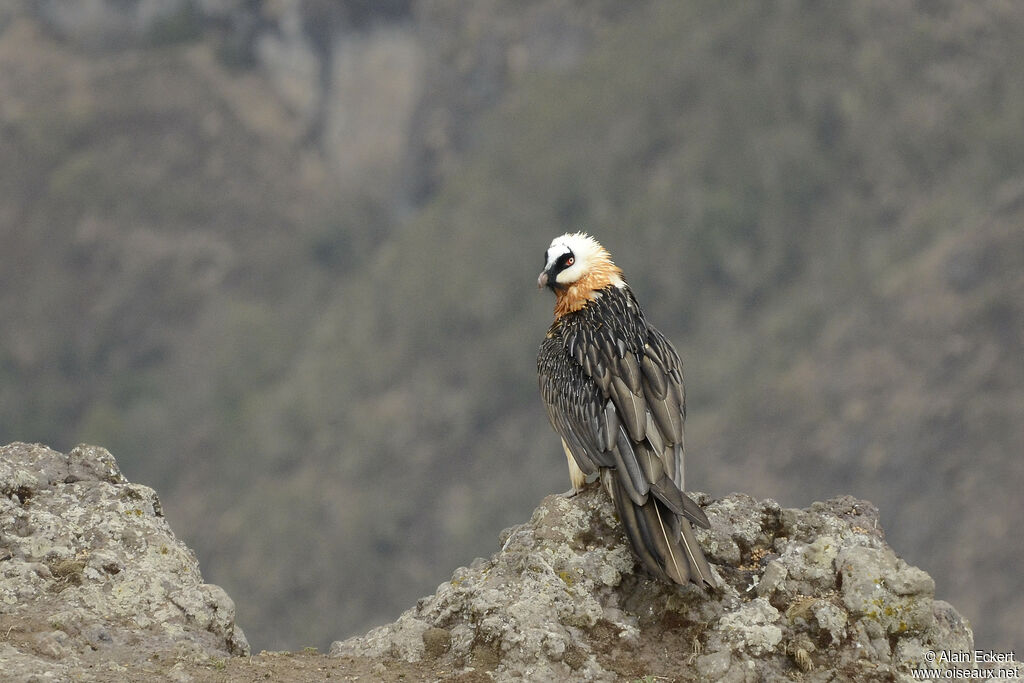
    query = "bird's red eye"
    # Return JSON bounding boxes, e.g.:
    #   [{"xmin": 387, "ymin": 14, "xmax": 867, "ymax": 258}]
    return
[{"xmin": 566, "ymin": 257, "xmax": 574, "ymax": 266}]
